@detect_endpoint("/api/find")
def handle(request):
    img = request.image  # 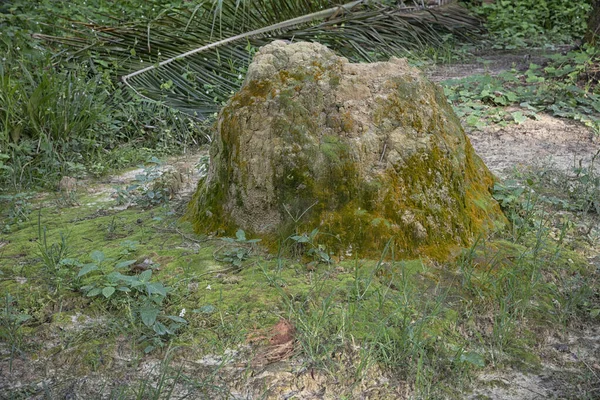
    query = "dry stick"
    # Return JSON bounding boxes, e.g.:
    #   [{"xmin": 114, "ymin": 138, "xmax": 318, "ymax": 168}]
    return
[
  {"xmin": 511, "ymin": 381, "xmax": 547, "ymax": 399},
  {"xmin": 151, "ymin": 225, "xmax": 209, "ymax": 243},
  {"xmin": 581, "ymin": 358, "xmax": 600, "ymax": 382},
  {"xmin": 379, "ymin": 142, "xmax": 387, "ymax": 163}
]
